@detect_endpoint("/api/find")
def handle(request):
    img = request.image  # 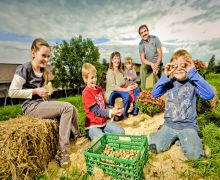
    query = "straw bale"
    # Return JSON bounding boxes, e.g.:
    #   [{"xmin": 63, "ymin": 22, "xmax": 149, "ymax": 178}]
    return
[{"xmin": 0, "ymin": 116, "xmax": 58, "ymax": 180}]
